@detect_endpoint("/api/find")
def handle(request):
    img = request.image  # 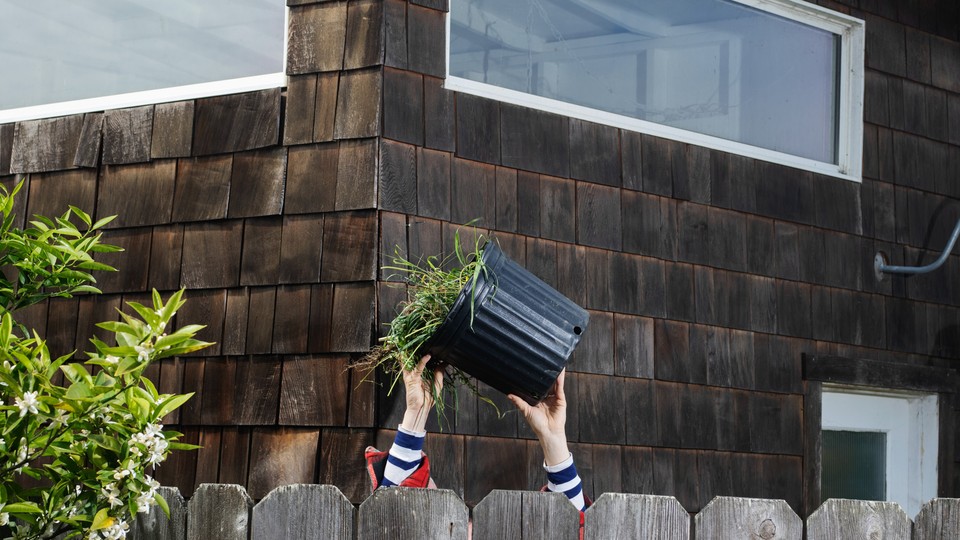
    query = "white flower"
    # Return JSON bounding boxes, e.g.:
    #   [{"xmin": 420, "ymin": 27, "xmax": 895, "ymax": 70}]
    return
[
  {"xmin": 102, "ymin": 519, "xmax": 128, "ymax": 540},
  {"xmin": 145, "ymin": 475, "xmax": 160, "ymax": 490},
  {"xmin": 134, "ymin": 345, "xmax": 153, "ymax": 362},
  {"xmin": 102, "ymin": 482, "xmax": 123, "ymax": 508},
  {"xmin": 15, "ymin": 391, "xmax": 39, "ymax": 417},
  {"xmin": 144, "ymin": 423, "xmax": 163, "ymax": 438},
  {"xmin": 136, "ymin": 491, "xmax": 154, "ymax": 513},
  {"xmin": 104, "ymin": 355, "xmax": 120, "ymax": 364},
  {"xmin": 52, "ymin": 409, "xmax": 69, "ymax": 426},
  {"xmin": 0, "ymin": 437, "xmax": 5, "ymax": 449},
  {"xmin": 0, "ymin": 512, "xmax": 8, "ymax": 526}
]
